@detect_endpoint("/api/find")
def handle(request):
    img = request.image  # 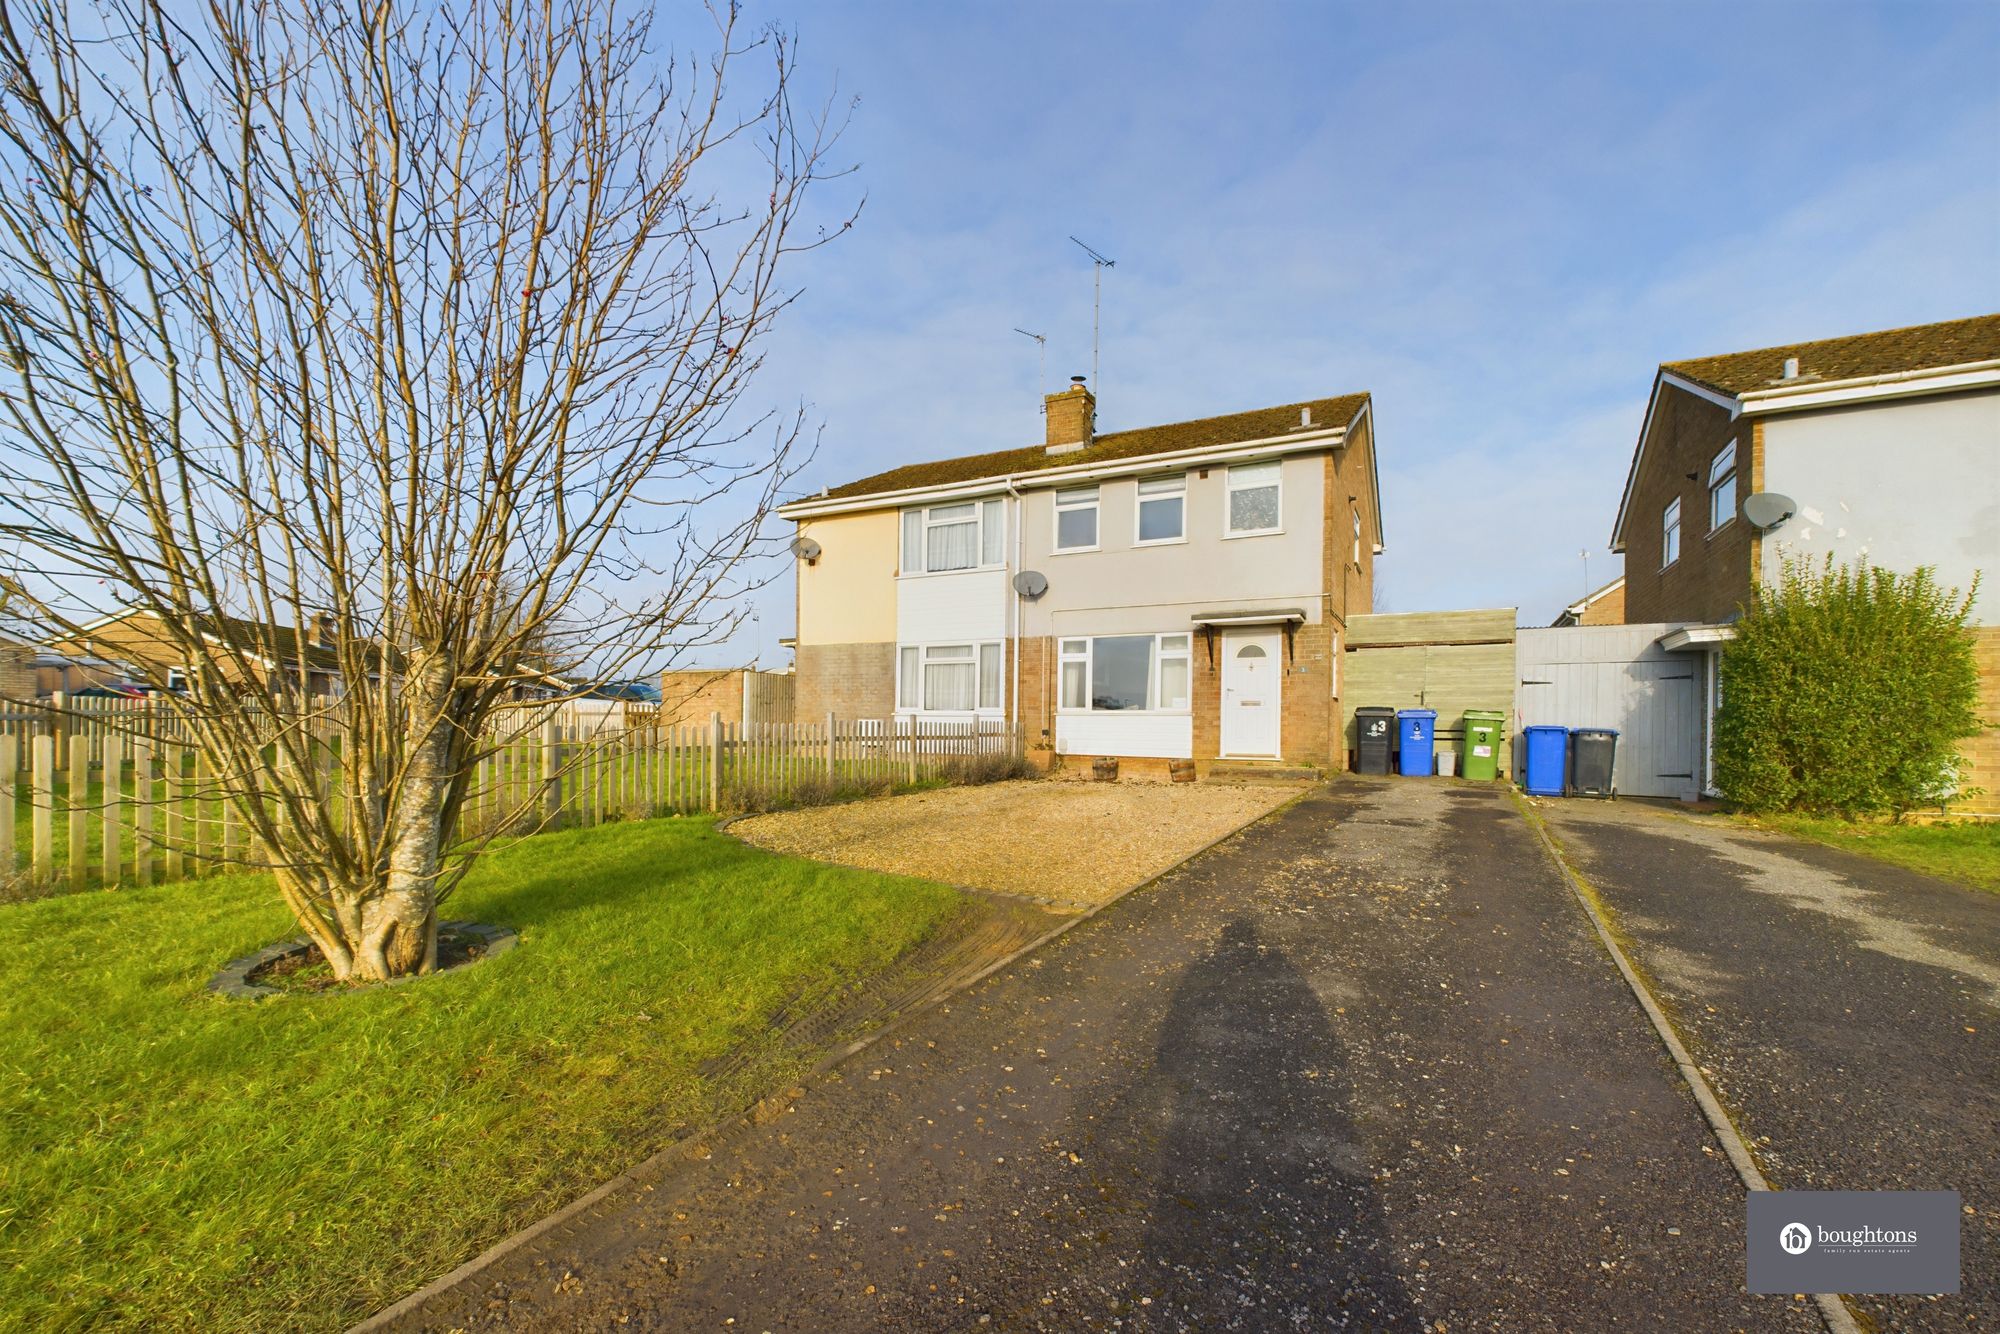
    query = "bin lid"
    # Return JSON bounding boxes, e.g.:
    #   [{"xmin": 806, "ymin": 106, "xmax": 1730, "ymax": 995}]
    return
[
  {"xmin": 1573, "ymin": 727, "xmax": 1620, "ymax": 738},
  {"xmin": 1397, "ymin": 708, "xmax": 1436, "ymax": 720},
  {"xmin": 1522, "ymin": 724, "xmax": 1569, "ymax": 736},
  {"xmin": 1464, "ymin": 709, "xmax": 1507, "ymax": 721},
  {"xmin": 1355, "ymin": 706, "xmax": 1397, "ymax": 716}
]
